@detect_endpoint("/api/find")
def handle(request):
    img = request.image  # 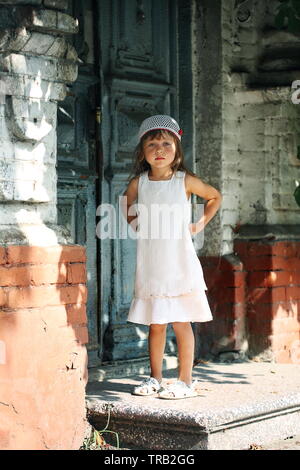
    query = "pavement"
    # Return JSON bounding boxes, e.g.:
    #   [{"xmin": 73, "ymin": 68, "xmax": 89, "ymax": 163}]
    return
[{"xmin": 86, "ymin": 360, "xmax": 300, "ymax": 450}]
